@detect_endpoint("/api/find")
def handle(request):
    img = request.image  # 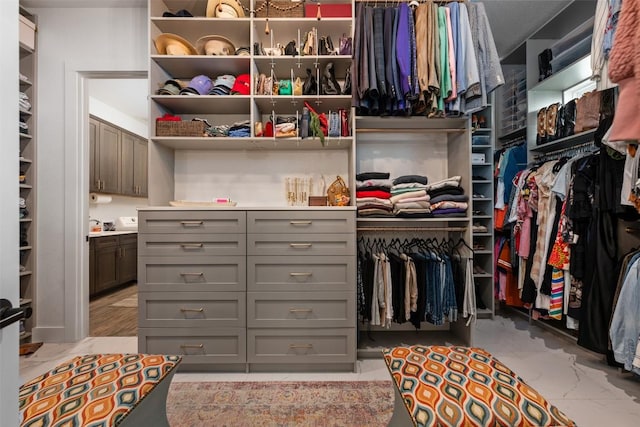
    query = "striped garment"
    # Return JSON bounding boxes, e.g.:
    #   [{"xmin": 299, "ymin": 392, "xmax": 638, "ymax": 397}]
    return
[{"xmin": 549, "ymin": 267, "xmax": 564, "ymax": 320}]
